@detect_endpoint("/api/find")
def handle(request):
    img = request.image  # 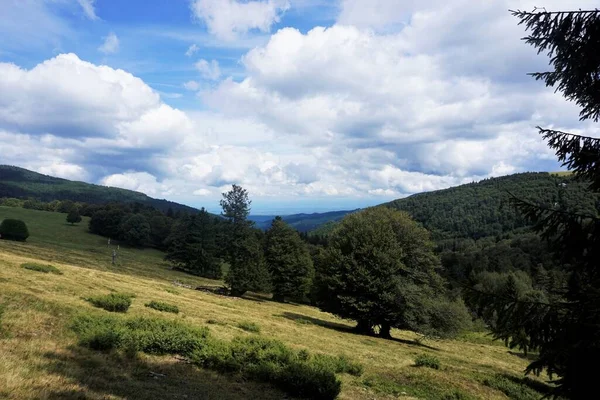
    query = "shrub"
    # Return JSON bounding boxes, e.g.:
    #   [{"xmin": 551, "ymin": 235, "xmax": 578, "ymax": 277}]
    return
[
  {"xmin": 414, "ymin": 354, "xmax": 441, "ymax": 369},
  {"xmin": 193, "ymin": 336, "xmax": 343, "ymax": 400},
  {"xmin": 85, "ymin": 293, "xmax": 134, "ymax": 313},
  {"xmin": 145, "ymin": 301, "xmax": 179, "ymax": 314},
  {"xmin": 237, "ymin": 321, "xmax": 261, "ymax": 333},
  {"xmin": 71, "ymin": 314, "xmax": 209, "ymax": 354},
  {"xmin": 276, "ymin": 362, "xmax": 341, "ymax": 399},
  {"xmin": 21, "ymin": 263, "xmax": 62, "ymax": 275},
  {"xmin": 120, "ymin": 317, "xmax": 208, "ymax": 354},
  {"xmin": 313, "ymin": 354, "xmax": 364, "ymax": 376},
  {"xmin": 0, "ymin": 219, "xmax": 29, "ymax": 242}
]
